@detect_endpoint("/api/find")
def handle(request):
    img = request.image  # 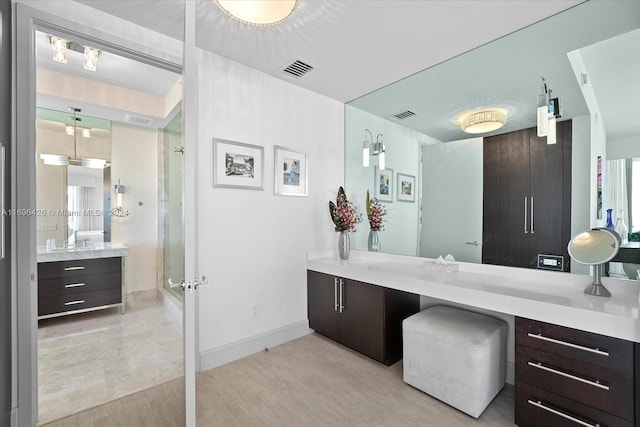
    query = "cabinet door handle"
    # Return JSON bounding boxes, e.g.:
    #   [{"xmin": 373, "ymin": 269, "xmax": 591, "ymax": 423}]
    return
[
  {"xmin": 64, "ymin": 266, "xmax": 85, "ymax": 271},
  {"xmin": 527, "ymin": 400, "xmax": 598, "ymax": 427},
  {"xmin": 524, "ymin": 197, "xmax": 528, "ymax": 233},
  {"xmin": 339, "ymin": 278, "xmax": 344, "ymax": 313},
  {"xmin": 527, "ymin": 361, "xmax": 609, "ymax": 390},
  {"xmin": 334, "ymin": 278, "xmax": 338, "ymax": 312},
  {"xmin": 527, "ymin": 333, "xmax": 609, "ymax": 356},
  {"xmin": 530, "ymin": 196, "xmax": 535, "ymax": 234},
  {"xmin": 65, "ymin": 282, "xmax": 85, "ymax": 288},
  {"xmin": 64, "ymin": 300, "xmax": 85, "ymax": 306},
  {"xmin": 0, "ymin": 144, "xmax": 5, "ymax": 260}
]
